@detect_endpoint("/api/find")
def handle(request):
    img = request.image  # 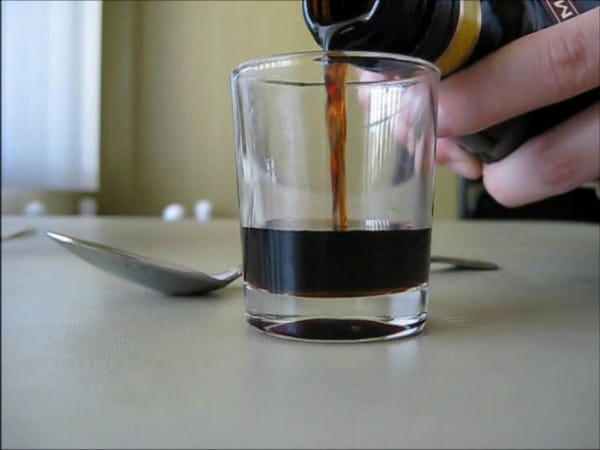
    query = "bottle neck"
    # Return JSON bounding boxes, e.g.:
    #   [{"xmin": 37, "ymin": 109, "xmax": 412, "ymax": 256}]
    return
[
  {"xmin": 303, "ymin": 0, "xmax": 425, "ymax": 52},
  {"xmin": 303, "ymin": 0, "xmax": 481, "ymax": 75},
  {"xmin": 303, "ymin": 0, "xmax": 598, "ymax": 76}
]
